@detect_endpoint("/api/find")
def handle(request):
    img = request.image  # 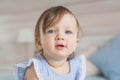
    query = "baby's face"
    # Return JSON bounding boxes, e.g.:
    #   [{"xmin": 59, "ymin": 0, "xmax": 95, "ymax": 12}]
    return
[{"xmin": 40, "ymin": 13, "xmax": 79, "ymax": 60}]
